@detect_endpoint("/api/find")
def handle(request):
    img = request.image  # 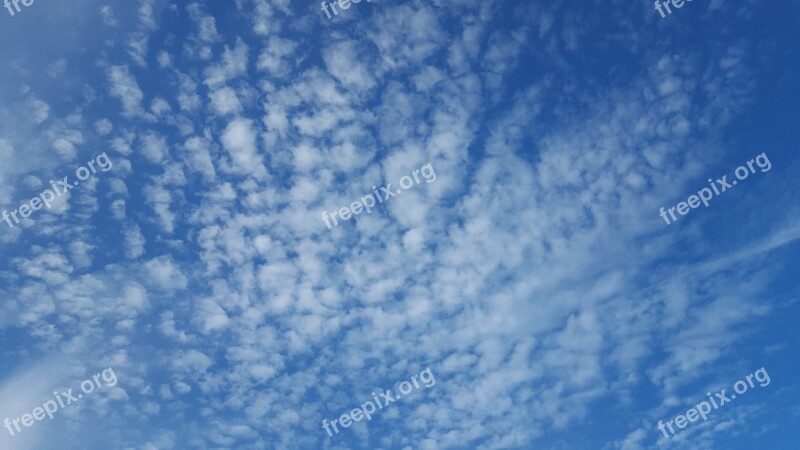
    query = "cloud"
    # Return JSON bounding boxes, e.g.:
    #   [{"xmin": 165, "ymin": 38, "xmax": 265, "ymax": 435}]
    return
[
  {"xmin": 0, "ymin": 1, "xmax": 795, "ymax": 449},
  {"xmin": 209, "ymin": 86, "xmax": 243, "ymax": 116},
  {"xmin": 204, "ymin": 39, "xmax": 249, "ymax": 88},
  {"xmin": 220, "ymin": 118, "xmax": 267, "ymax": 179},
  {"xmin": 140, "ymin": 132, "xmax": 169, "ymax": 164},
  {"xmin": 143, "ymin": 255, "xmax": 188, "ymax": 291},
  {"xmin": 322, "ymin": 39, "xmax": 377, "ymax": 92},
  {"xmin": 105, "ymin": 65, "xmax": 149, "ymax": 119}
]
